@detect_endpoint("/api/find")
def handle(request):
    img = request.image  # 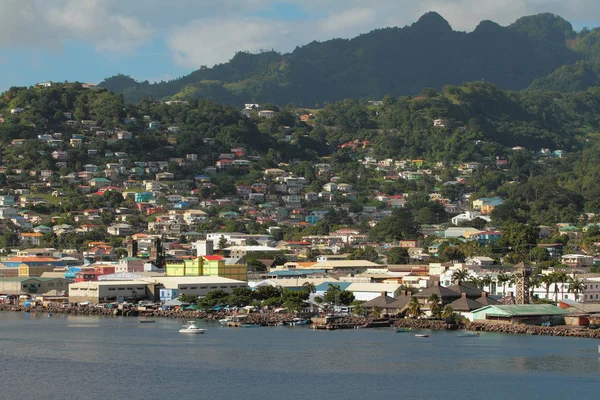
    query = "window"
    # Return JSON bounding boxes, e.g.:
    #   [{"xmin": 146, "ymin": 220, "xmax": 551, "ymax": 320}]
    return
[
  {"xmin": 126, "ymin": 288, "xmax": 133, "ymax": 290},
  {"xmin": 190, "ymin": 287, "xmax": 197, "ymax": 289},
  {"xmin": 200, "ymin": 286, "xmax": 207, "ymax": 289},
  {"xmin": 210, "ymin": 286, "xmax": 217, "ymax": 289},
  {"xmin": 118, "ymin": 288, "xmax": 125, "ymax": 291},
  {"xmin": 220, "ymin": 286, "xmax": 227, "ymax": 289},
  {"xmin": 136, "ymin": 287, "xmax": 144, "ymax": 290},
  {"xmin": 48, "ymin": 283, "xmax": 54, "ymax": 287},
  {"xmin": 180, "ymin": 287, "xmax": 188, "ymax": 290},
  {"xmin": 108, "ymin": 288, "xmax": 115, "ymax": 291}
]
